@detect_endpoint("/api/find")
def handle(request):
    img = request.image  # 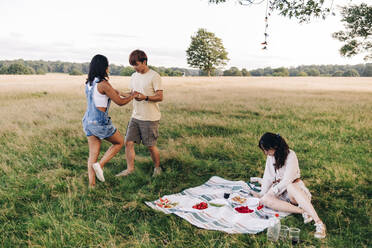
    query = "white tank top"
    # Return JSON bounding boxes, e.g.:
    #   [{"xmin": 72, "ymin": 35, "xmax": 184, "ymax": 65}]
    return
[{"xmin": 93, "ymin": 82, "xmax": 109, "ymax": 108}]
